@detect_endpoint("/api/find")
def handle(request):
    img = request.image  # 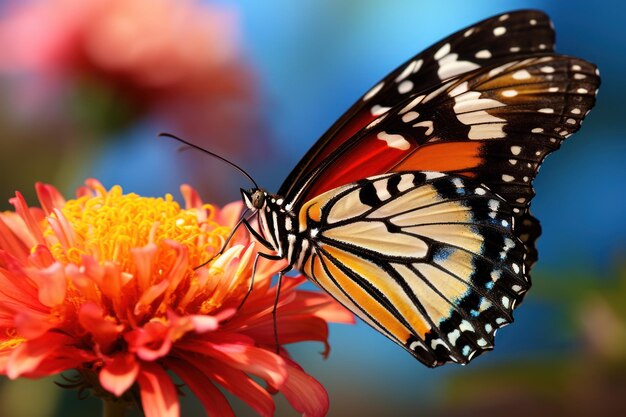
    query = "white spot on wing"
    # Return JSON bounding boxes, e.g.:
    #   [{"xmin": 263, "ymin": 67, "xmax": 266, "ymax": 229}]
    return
[
  {"xmin": 493, "ymin": 26, "xmax": 506, "ymax": 36},
  {"xmin": 401, "ymin": 111, "xmax": 419, "ymax": 123},
  {"xmin": 424, "ymin": 172, "xmax": 445, "ymax": 180},
  {"xmin": 374, "ymin": 179, "xmax": 391, "ymax": 200},
  {"xmin": 398, "ymin": 80, "xmax": 414, "ymax": 94},
  {"xmin": 399, "ymin": 95, "xmax": 425, "ymax": 114},
  {"xmin": 512, "ymin": 70, "xmax": 531, "ymax": 80},
  {"xmin": 363, "ymin": 81, "xmax": 384, "ymax": 101},
  {"xmin": 371, "ymin": 105, "xmax": 391, "ymax": 116},
  {"xmin": 434, "ymin": 43, "xmax": 451, "ymax": 60},
  {"xmin": 377, "ymin": 131, "xmax": 411, "ymax": 150},
  {"xmin": 510, "ymin": 146, "xmax": 521, "ymax": 155},
  {"xmin": 538, "ymin": 108, "xmax": 554, "ymax": 114},
  {"xmin": 413, "ymin": 120, "xmax": 434, "ymax": 135},
  {"xmin": 397, "ymin": 174, "xmax": 415, "ymax": 192},
  {"xmin": 395, "ymin": 59, "xmax": 423, "ymax": 82},
  {"xmin": 502, "ymin": 90, "xmax": 518, "ymax": 97},
  {"xmin": 475, "ymin": 49, "xmax": 492, "ymax": 59}
]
